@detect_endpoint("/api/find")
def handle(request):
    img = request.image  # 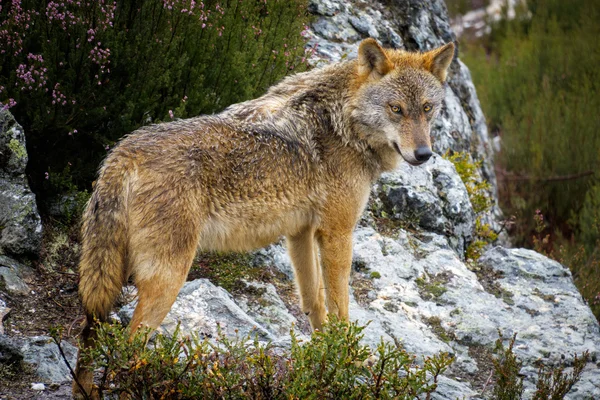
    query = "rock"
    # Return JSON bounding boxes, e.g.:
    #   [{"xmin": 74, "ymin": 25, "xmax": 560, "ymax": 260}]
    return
[
  {"xmin": 0, "ymin": 299, "xmax": 9, "ymax": 334},
  {"xmin": 119, "ymin": 279, "xmax": 273, "ymax": 341},
  {"xmin": 0, "ymin": 110, "xmax": 42, "ymax": 257},
  {"xmin": 253, "ymin": 242, "xmax": 294, "ymax": 280},
  {"xmin": 0, "ymin": 334, "xmax": 77, "ymax": 384},
  {"xmin": 20, "ymin": 336, "xmax": 78, "ymax": 384},
  {"xmin": 371, "ymin": 154, "xmax": 475, "ymax": 256},
  {"xmin": 31, "ymin": 383, "xmax": 46, "ymax": 391},
  {"xmin": 0, "ymin": 334, "xmax": 23, "ymax": 366},
  {"xmin": 0, "ymin": 266, "xmax": 29, "ymax": 295},
  {"xmin": 0, "ymin": 255, "xmax": 32, "ymax": 296},
  {"xmin": 235, "ymin": 280, "xmax": 298, "ymax": 337}
]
